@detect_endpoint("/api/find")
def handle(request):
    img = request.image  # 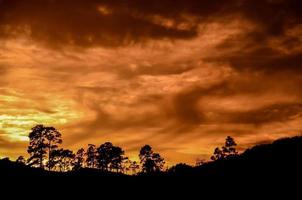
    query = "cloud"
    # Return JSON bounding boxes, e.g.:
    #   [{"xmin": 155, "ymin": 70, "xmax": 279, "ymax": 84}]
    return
[
  {"xmin": 1, "ymin": 0, "xmax": 302, "ymax": 164},
  {"xmin": 0, "ymin": 0, "xmax": 301, "ymax": 49},
  {"xmin": 0, "ymin": 0, "xmax": 198, "ymax": 48},
  {"xmin": 219, "ymin": 103, "xmax": 302, "ymax": 125},
  {"xmin": 208, "ymin": 36, "xmax": 302, "ymax": 73},
  {"xmin": 239, "ymin": 0, "xmax": 302, "ymax": 36},
  {"xmin": 0, "ymin": 132, "xmax": 27, "ymax": 158}
]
